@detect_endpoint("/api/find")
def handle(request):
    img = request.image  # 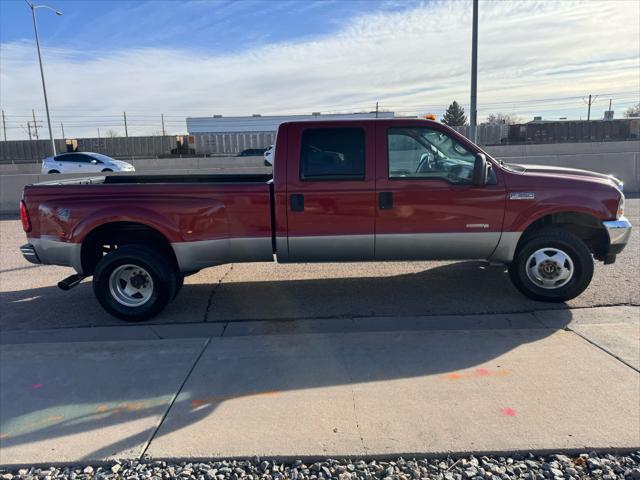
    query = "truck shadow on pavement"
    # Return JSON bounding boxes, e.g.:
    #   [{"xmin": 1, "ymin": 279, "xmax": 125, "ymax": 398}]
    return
[
  {"xmin": 0, "ymin": 262, "xmax": 577, "ymax": 464},
  {"xmin": 2, "ymin": 261, "xmax": 568, "ymax": 330}
]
